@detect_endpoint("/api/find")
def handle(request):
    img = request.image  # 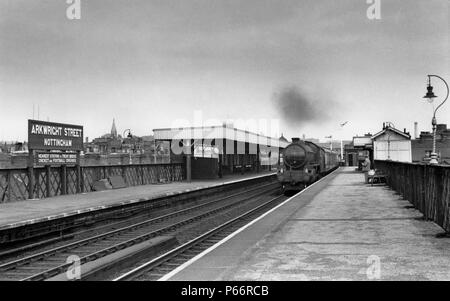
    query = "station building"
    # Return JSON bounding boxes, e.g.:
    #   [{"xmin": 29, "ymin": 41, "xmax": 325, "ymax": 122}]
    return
[
  {"xmin": 372, "ymin": 125, "xmax": 412, "ymax": 162},
  {"xmin": 345, "ymin": 123, "xmax": 416, "ymax": 168},
  {"xmin": 344, "ymin": 134, "xmax": 373, "ymax": 168},
  {"xmin": 153, "ymin": 124, "xmax": 289, "ymax": 180}
]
